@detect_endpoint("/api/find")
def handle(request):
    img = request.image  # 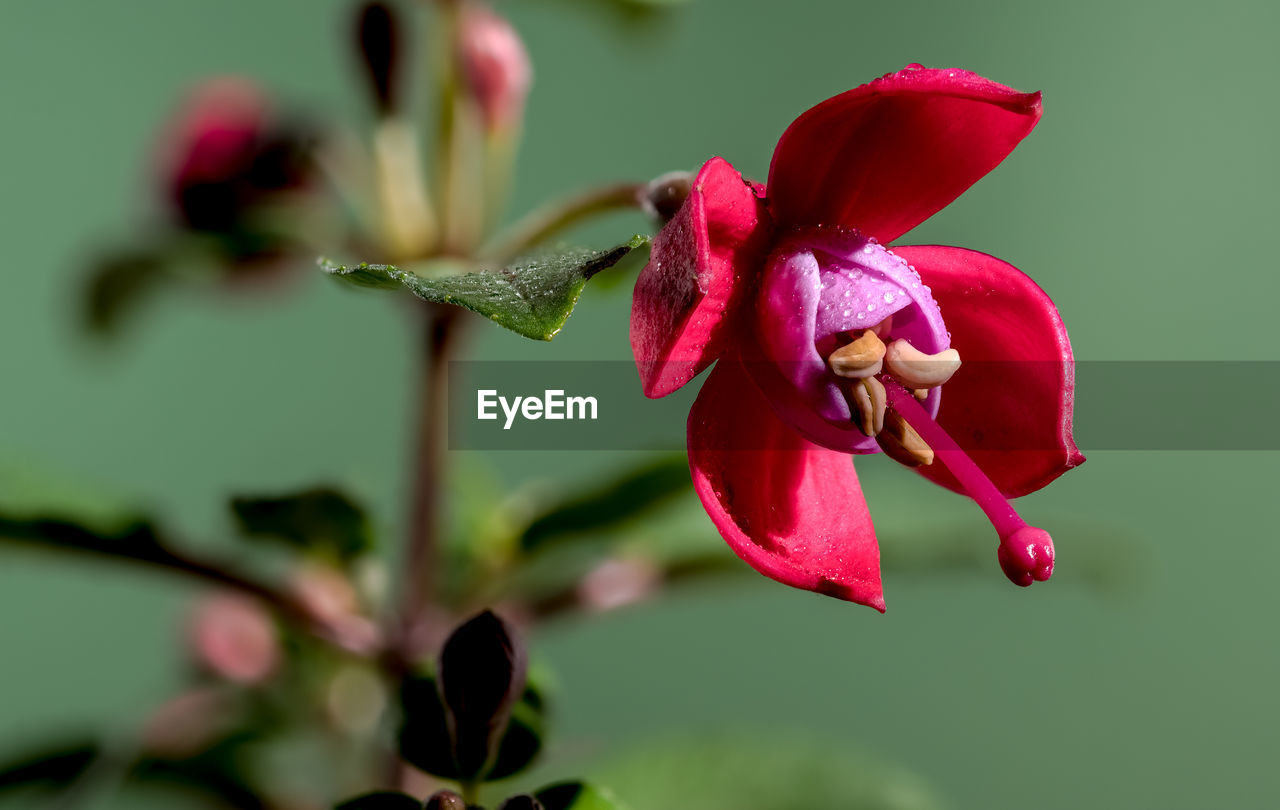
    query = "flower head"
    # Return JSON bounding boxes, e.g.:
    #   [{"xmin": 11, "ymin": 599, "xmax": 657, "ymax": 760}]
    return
[{"xmin": 630, "ymin": 66, "xmax": 1083, "ymax": 611}]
